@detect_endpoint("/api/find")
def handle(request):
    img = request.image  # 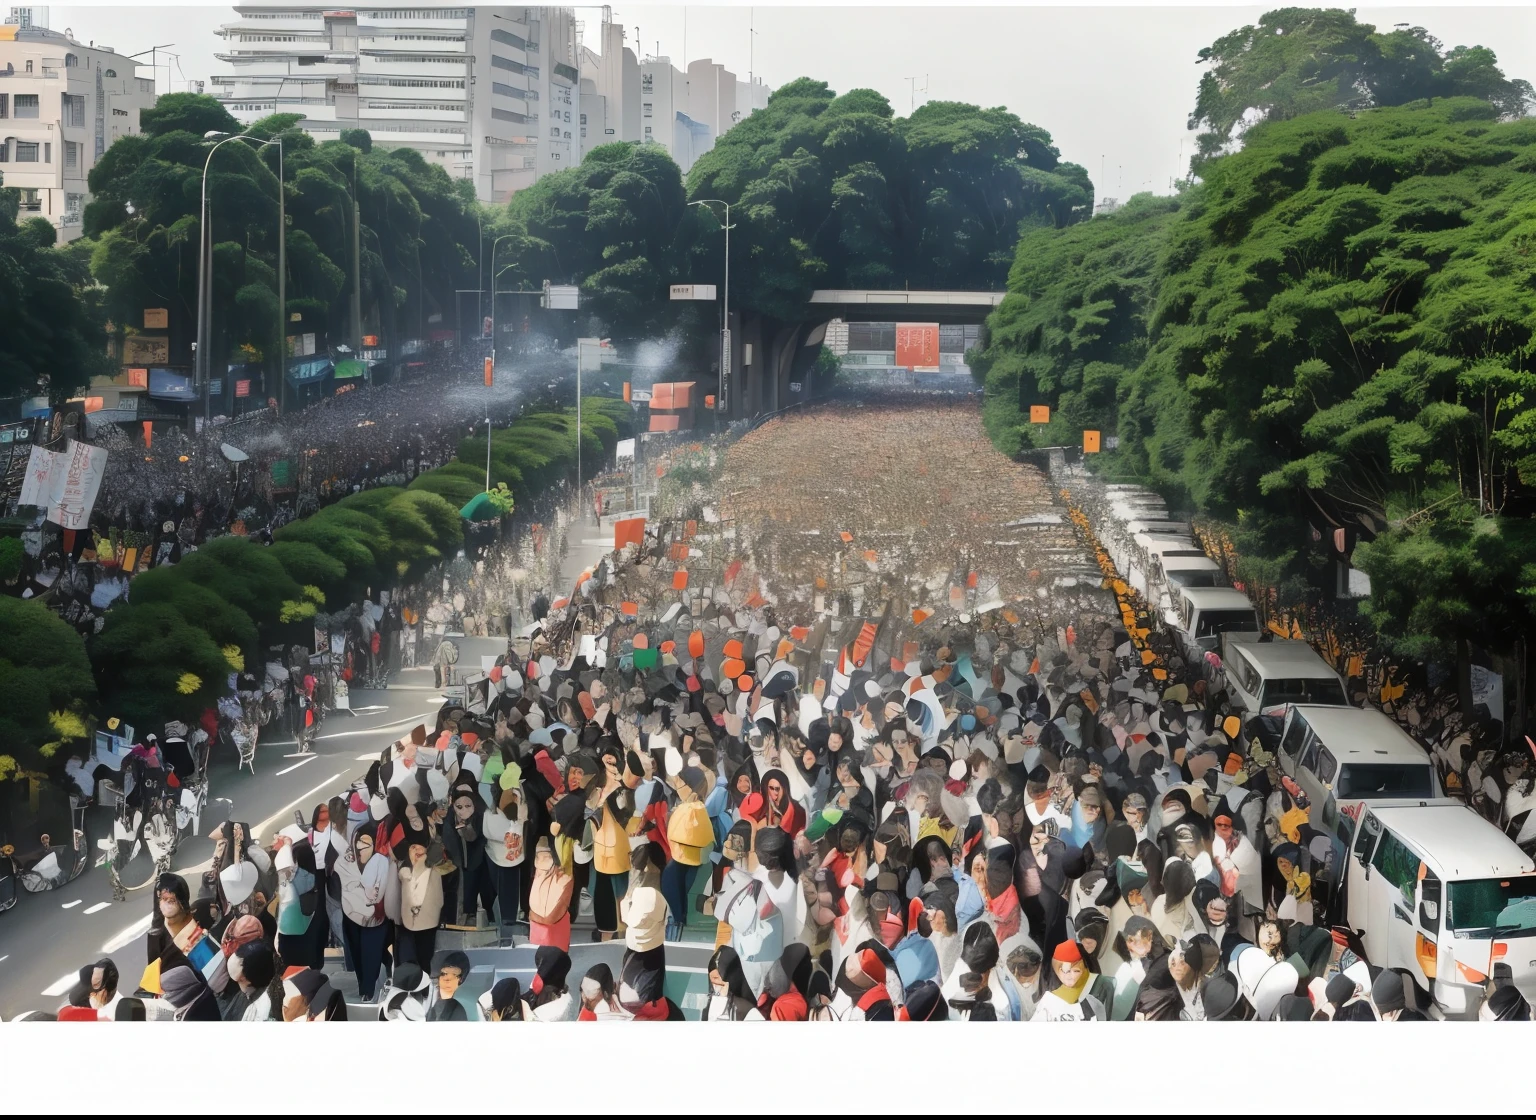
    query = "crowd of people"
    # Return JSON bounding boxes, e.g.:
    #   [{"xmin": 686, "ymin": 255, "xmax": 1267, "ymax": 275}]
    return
[{"xmin": 29, "ymin": 582, "xmax": 1533, "ymax": 1022}]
